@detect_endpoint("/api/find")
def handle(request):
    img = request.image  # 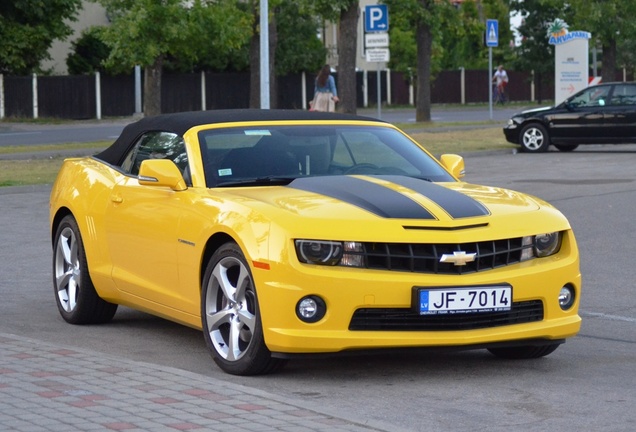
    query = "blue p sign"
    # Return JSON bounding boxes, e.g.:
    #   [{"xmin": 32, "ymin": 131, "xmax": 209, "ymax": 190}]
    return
[{"xmin": 365, "ymin": 5, "xmax": 389, "ymax": 33}]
